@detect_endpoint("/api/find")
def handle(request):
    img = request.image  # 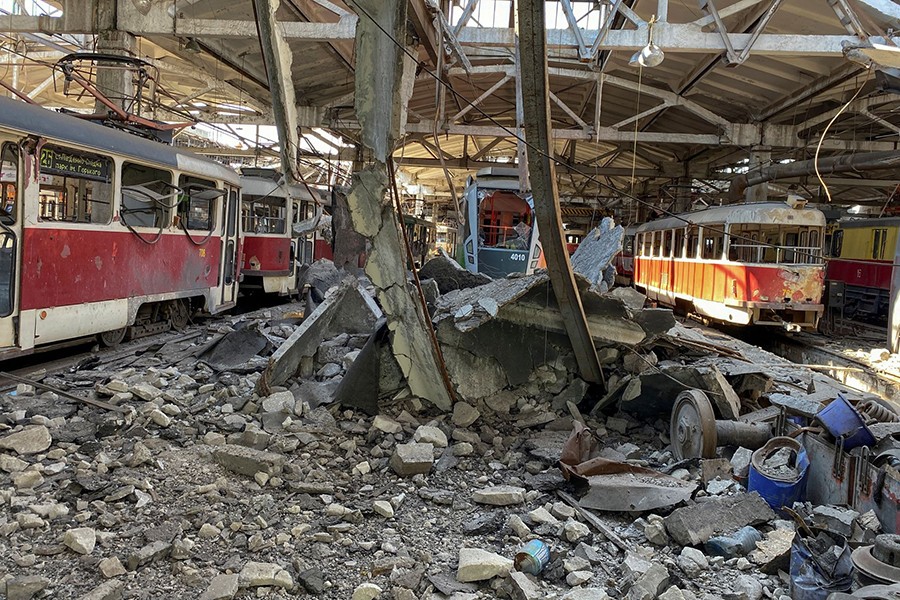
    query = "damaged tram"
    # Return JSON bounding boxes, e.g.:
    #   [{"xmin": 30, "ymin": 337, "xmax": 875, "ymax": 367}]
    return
[
  {"xmin": 239, "ymin": 168, "xmax": 329, "ymax": 296},
  {"xmin": 460, "ymin": 168, "xmax": 544, "ymax": 278},
  {"xmin": 633, "ymin": 201, "xmax": 827, "ymax": 331}
]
